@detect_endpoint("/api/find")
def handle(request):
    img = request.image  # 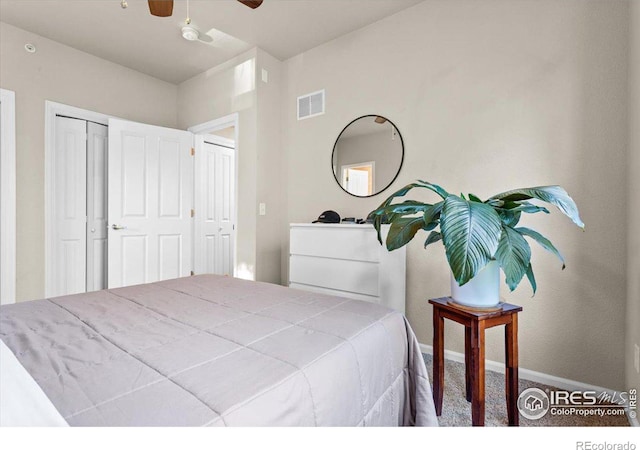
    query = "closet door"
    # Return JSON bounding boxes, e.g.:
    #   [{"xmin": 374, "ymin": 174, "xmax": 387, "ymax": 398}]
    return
[
  {"xmin": 86, "ymin": 122, "xmax": 108, "ymax": 292},
  {"xmin": 53, "ymin": 116, "xmax": 87, "ymax": 296},
  {"xmin": 194, "ymin": 137, "xmax": 235, "ymax": 276},
  {"xmin": 107, "ymin": 119, "xmax": 193, "ymax": 288}
]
